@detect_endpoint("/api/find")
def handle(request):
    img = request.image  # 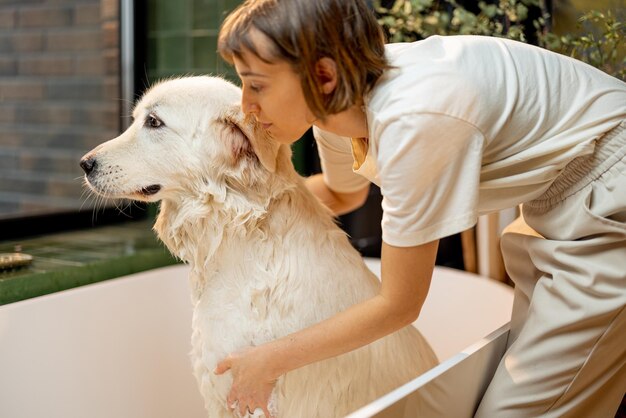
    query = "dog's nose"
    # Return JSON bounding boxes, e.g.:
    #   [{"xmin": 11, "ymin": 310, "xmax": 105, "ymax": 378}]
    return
[{"xmin": 80, "ymin": 156, "xmax": 96, "ymax": 175}]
